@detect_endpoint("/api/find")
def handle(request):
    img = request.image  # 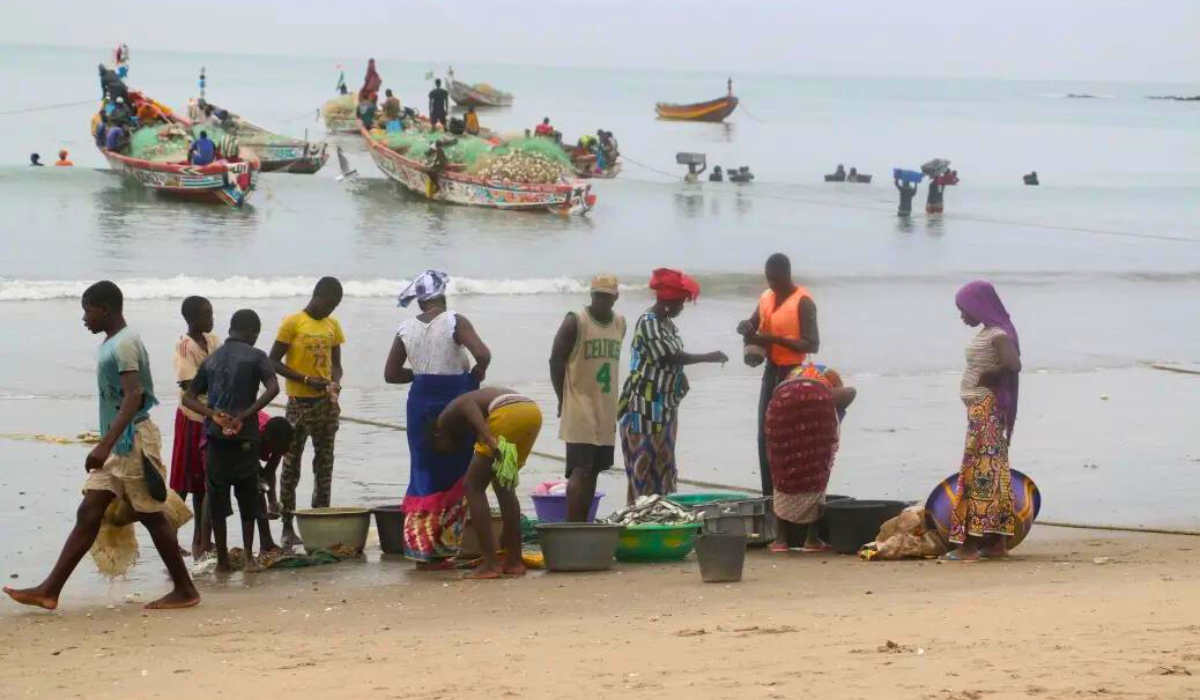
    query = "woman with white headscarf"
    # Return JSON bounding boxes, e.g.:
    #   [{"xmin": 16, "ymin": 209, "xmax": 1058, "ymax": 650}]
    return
[{"xmin": 384, "ymin": 271, "xmax": 491, "ymax": 569}]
